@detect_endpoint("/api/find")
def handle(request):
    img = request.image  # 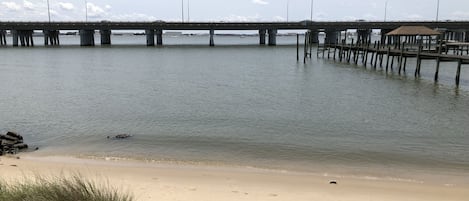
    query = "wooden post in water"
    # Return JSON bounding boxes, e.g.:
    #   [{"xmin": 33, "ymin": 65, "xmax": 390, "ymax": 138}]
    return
[
  {"xmin": 398, "ymin": 42, "xmax": 405, "ymax": 74},
  {"xmin": 297, "ymin": 34, "xmax": 299, "ymax": 61},
  {"xmin": 339, "ymin": 41, "xmax": 344, "ymax": 62},
  {"xmin": 347, "ymin": 39, "xmax": 353, "ymax": 63},
  {"xmin": 434, "ymin": 41, "xmax": 443, "ymax": 81},
  {"xmin": 370, "ymin": 41, "xmax": 376, "ymax": 66},
  {"xmin": 374, "ymin": 42, "xmax": 380, "ymax": 69},
  {"xmin": 404, "ymin": 57, "xmax": 408, "ymax": 72},
  {"xmin": 456, "ymin": 59, "xmax": 462, "ymax": 86},
  {"xmin": 386, "ymin": 46, "xmax": 391, "ymax": 72},
  {"xmin": 364, "ymin": 42, "xmax": 370, "ymax": 67},
  {"xmin": 333, "ymin": 42, "xmax": 338, "ymax": 60},
  {"xmin": 304, "ymin": 32, "xmax": 309, "ymax": 63},
  {"xmin": 415, "ymin": 39, "xmax": 423, "ymax": 77}
]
